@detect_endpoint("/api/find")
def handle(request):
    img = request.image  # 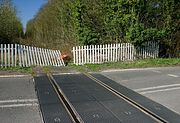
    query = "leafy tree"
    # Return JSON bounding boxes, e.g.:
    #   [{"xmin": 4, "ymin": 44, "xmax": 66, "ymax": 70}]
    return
[
  {"xmin": 0, "ymin": 0, "xmax": 23, "ymax": 44},
  {"xmin": 26, "ymin": 0, "xmax": 77, "ymax": 52},
  {"xmin": 25, "ymin": 0, "xmax": 179, "ymax": 57}
]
